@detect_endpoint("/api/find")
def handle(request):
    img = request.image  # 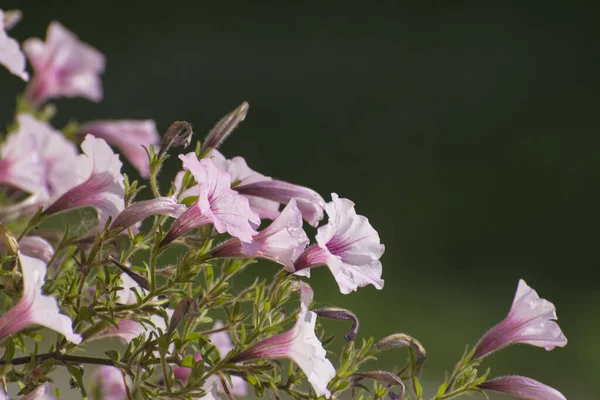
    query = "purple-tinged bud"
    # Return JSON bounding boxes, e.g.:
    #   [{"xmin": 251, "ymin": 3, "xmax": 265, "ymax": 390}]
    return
[
  {"xmin": 158, "ymin": 121, "xmax": 194, "ymax": 159},
  {"xmin": 353, "ymin": 371, "xmax": 404, "ymax": 388},
  {"xmin": 168, "ymin": 297, "xmax": 198, "ymax": 336},
  {"xmin": 3, "ymin": 10, "xmax": 22, "ymax": 31},
  {"xmin": 111, "ymin": 197, "xmax": 186, "ymax": 233},
  {"xmin": 479, "ymin": 376, "xmax": 566, "ymax": 400},
  {"xmin": 314, "ymin": 307, "xmax": 359, "ymax": 341},
  {"xmin": 373, "ymin": 333, "xmax": 427, "ymax": 363},
  {"xmin": 202, "ymin": 102, "xmax": 249, "ymax": 151},
  {"xmin": 473, "ymin": 279, "xmax": 567, "ymax": 359},
  {"xmin": 236, "ymin": 180, "xmax": 325, "ymax": 227},
  {"xmin": 19, "ymin": 236, "xmax": 54, "ymax": 263},
  {"xmin": 109, "ymin": 256, "xmax": 150, "ymax": 291}
]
